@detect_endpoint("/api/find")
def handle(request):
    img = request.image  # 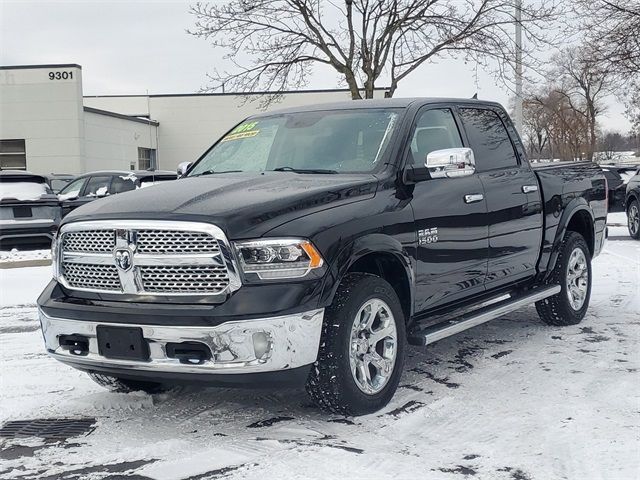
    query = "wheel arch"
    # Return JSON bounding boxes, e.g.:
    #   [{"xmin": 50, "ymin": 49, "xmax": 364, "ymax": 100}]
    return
[
  {"xmin": 546, "ymin": 201, "xmax": 595, "ymax": 278},
  {"xmin": 321, "ymin": 234, "xmax": 415, "ymax": 323}
]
